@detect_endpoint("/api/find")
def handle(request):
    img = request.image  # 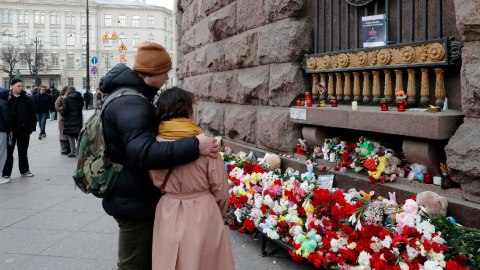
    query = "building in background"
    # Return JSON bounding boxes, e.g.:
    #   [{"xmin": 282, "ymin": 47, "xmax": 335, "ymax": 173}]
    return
[{"xmin": 0, "ymin": 0, "xmax": 175, "ymax": 90}]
